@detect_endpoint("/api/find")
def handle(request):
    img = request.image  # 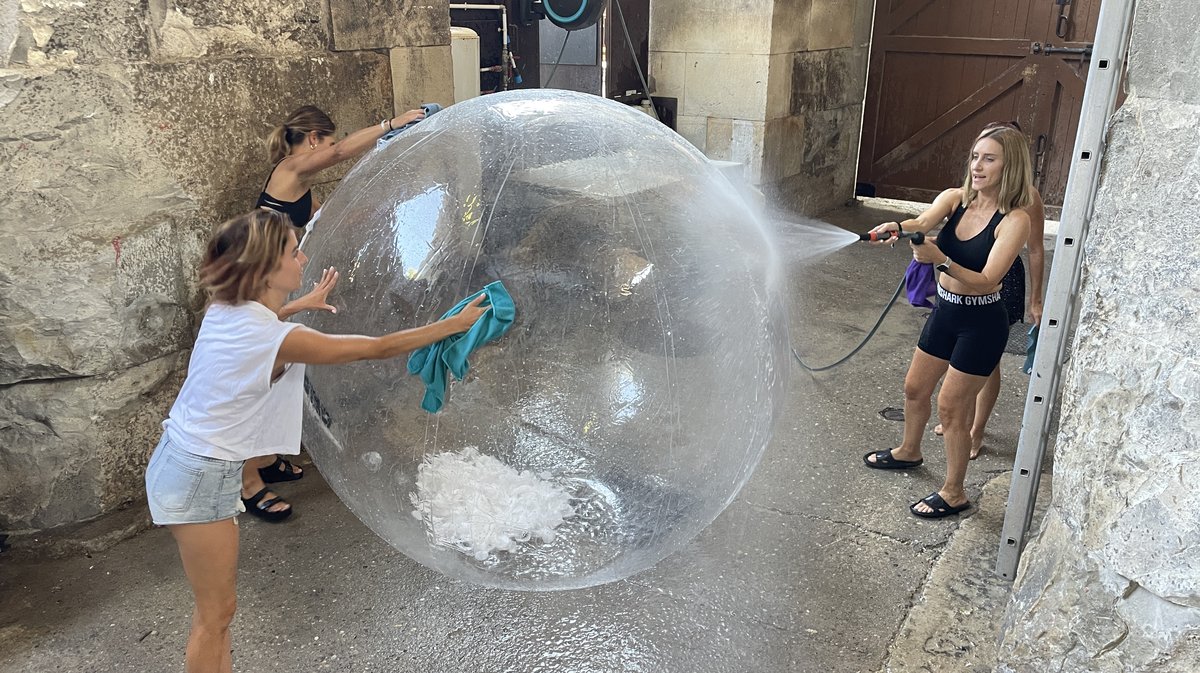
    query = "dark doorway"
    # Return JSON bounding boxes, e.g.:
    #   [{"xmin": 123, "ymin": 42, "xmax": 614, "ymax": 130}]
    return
[{"xmin": 857, "ymin": 0, "xmax": 1103, "ymax": 210}]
